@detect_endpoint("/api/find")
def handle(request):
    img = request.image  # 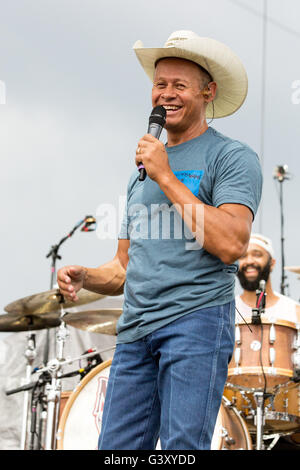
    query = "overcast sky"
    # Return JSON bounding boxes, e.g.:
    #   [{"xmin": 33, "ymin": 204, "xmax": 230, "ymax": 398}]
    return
[{"xmin": 1, "ymin": 0, "xmax": 300, "ymax": 341}]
